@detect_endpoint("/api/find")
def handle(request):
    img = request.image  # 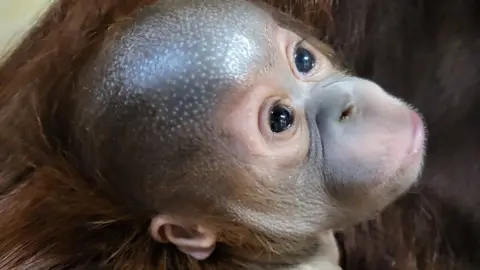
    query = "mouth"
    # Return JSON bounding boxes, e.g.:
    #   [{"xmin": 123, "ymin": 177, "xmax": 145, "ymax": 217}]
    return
[{"xmin": 407, "ymin": 111, "xmax": 426, "ymax": 156}]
